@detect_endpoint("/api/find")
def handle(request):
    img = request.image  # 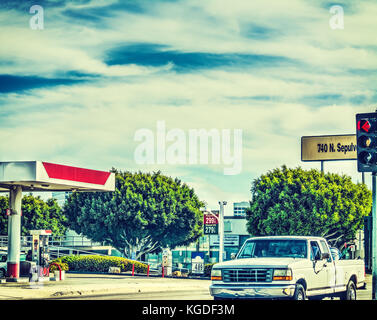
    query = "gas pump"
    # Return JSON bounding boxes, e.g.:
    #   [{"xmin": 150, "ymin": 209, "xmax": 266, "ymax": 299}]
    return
[{"xmin": 29, "ymin": 230, "xmax": 52, "ymax": 278}]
